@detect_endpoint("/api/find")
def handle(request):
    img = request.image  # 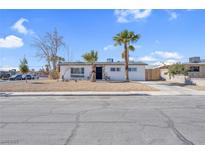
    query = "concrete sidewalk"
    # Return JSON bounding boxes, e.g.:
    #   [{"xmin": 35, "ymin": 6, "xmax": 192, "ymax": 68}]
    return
[{"xmin": 1, "ymin": 90, "xmax": 205, "ymax": 96}]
